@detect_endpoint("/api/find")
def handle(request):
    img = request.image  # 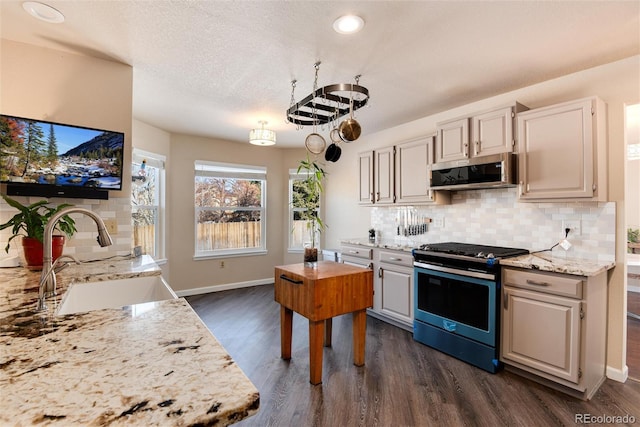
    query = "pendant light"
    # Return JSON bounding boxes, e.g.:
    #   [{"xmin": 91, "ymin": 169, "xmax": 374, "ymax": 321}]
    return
[{"xmin": 249, "ymin": 121, "xmax": 276, "ymax": 146}]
